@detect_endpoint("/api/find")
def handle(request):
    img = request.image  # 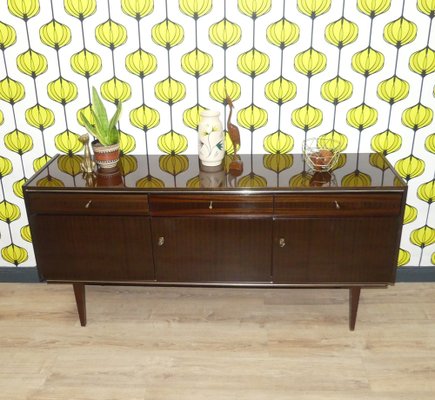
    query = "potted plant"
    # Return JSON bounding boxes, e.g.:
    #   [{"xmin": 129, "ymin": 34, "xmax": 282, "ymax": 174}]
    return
[{"xmin": 81, "ymin": 87, "xmax": 122, "ymax": 170}]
